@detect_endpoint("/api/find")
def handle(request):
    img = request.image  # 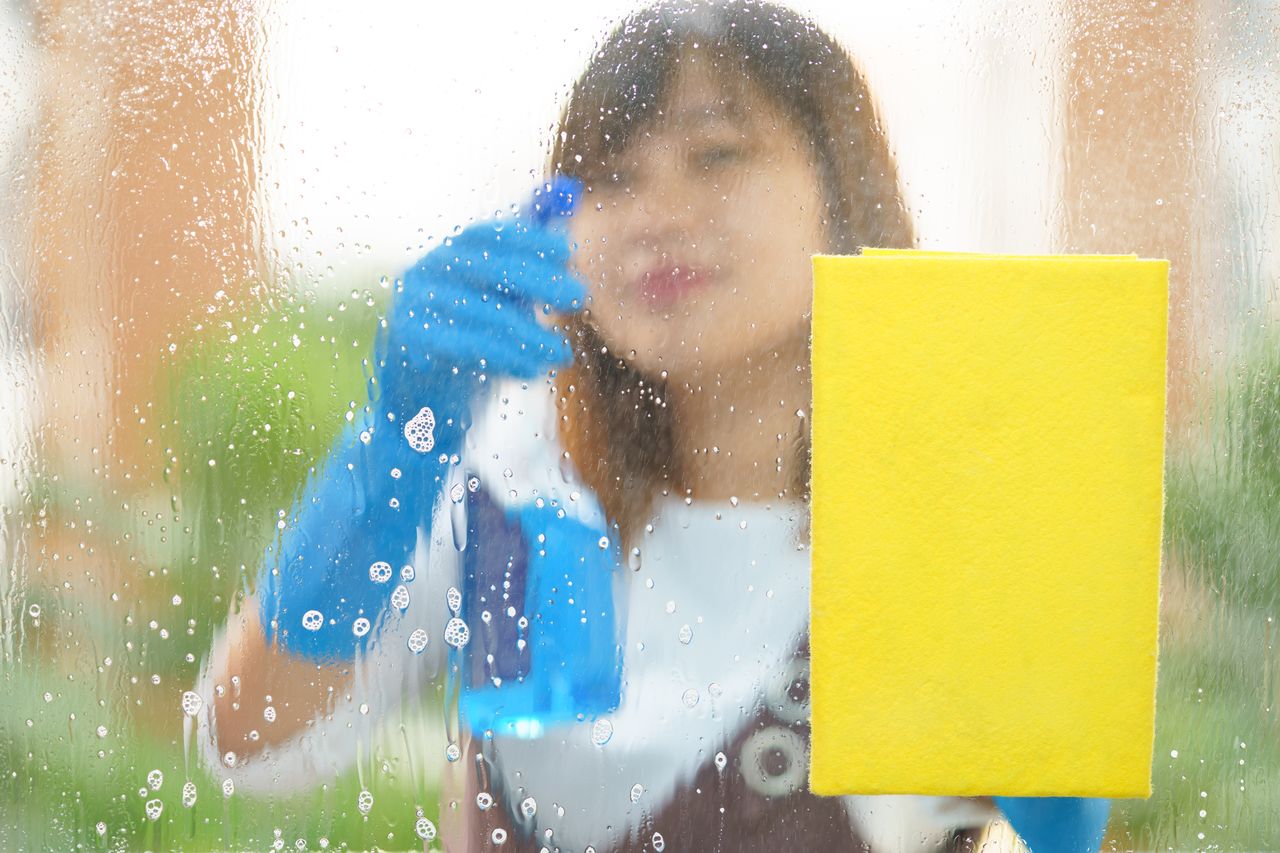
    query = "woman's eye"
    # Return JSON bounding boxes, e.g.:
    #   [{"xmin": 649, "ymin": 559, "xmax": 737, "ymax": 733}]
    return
[{"xmin": 694, "ymin": 145, "xmax": 743, "ymax": 169}]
